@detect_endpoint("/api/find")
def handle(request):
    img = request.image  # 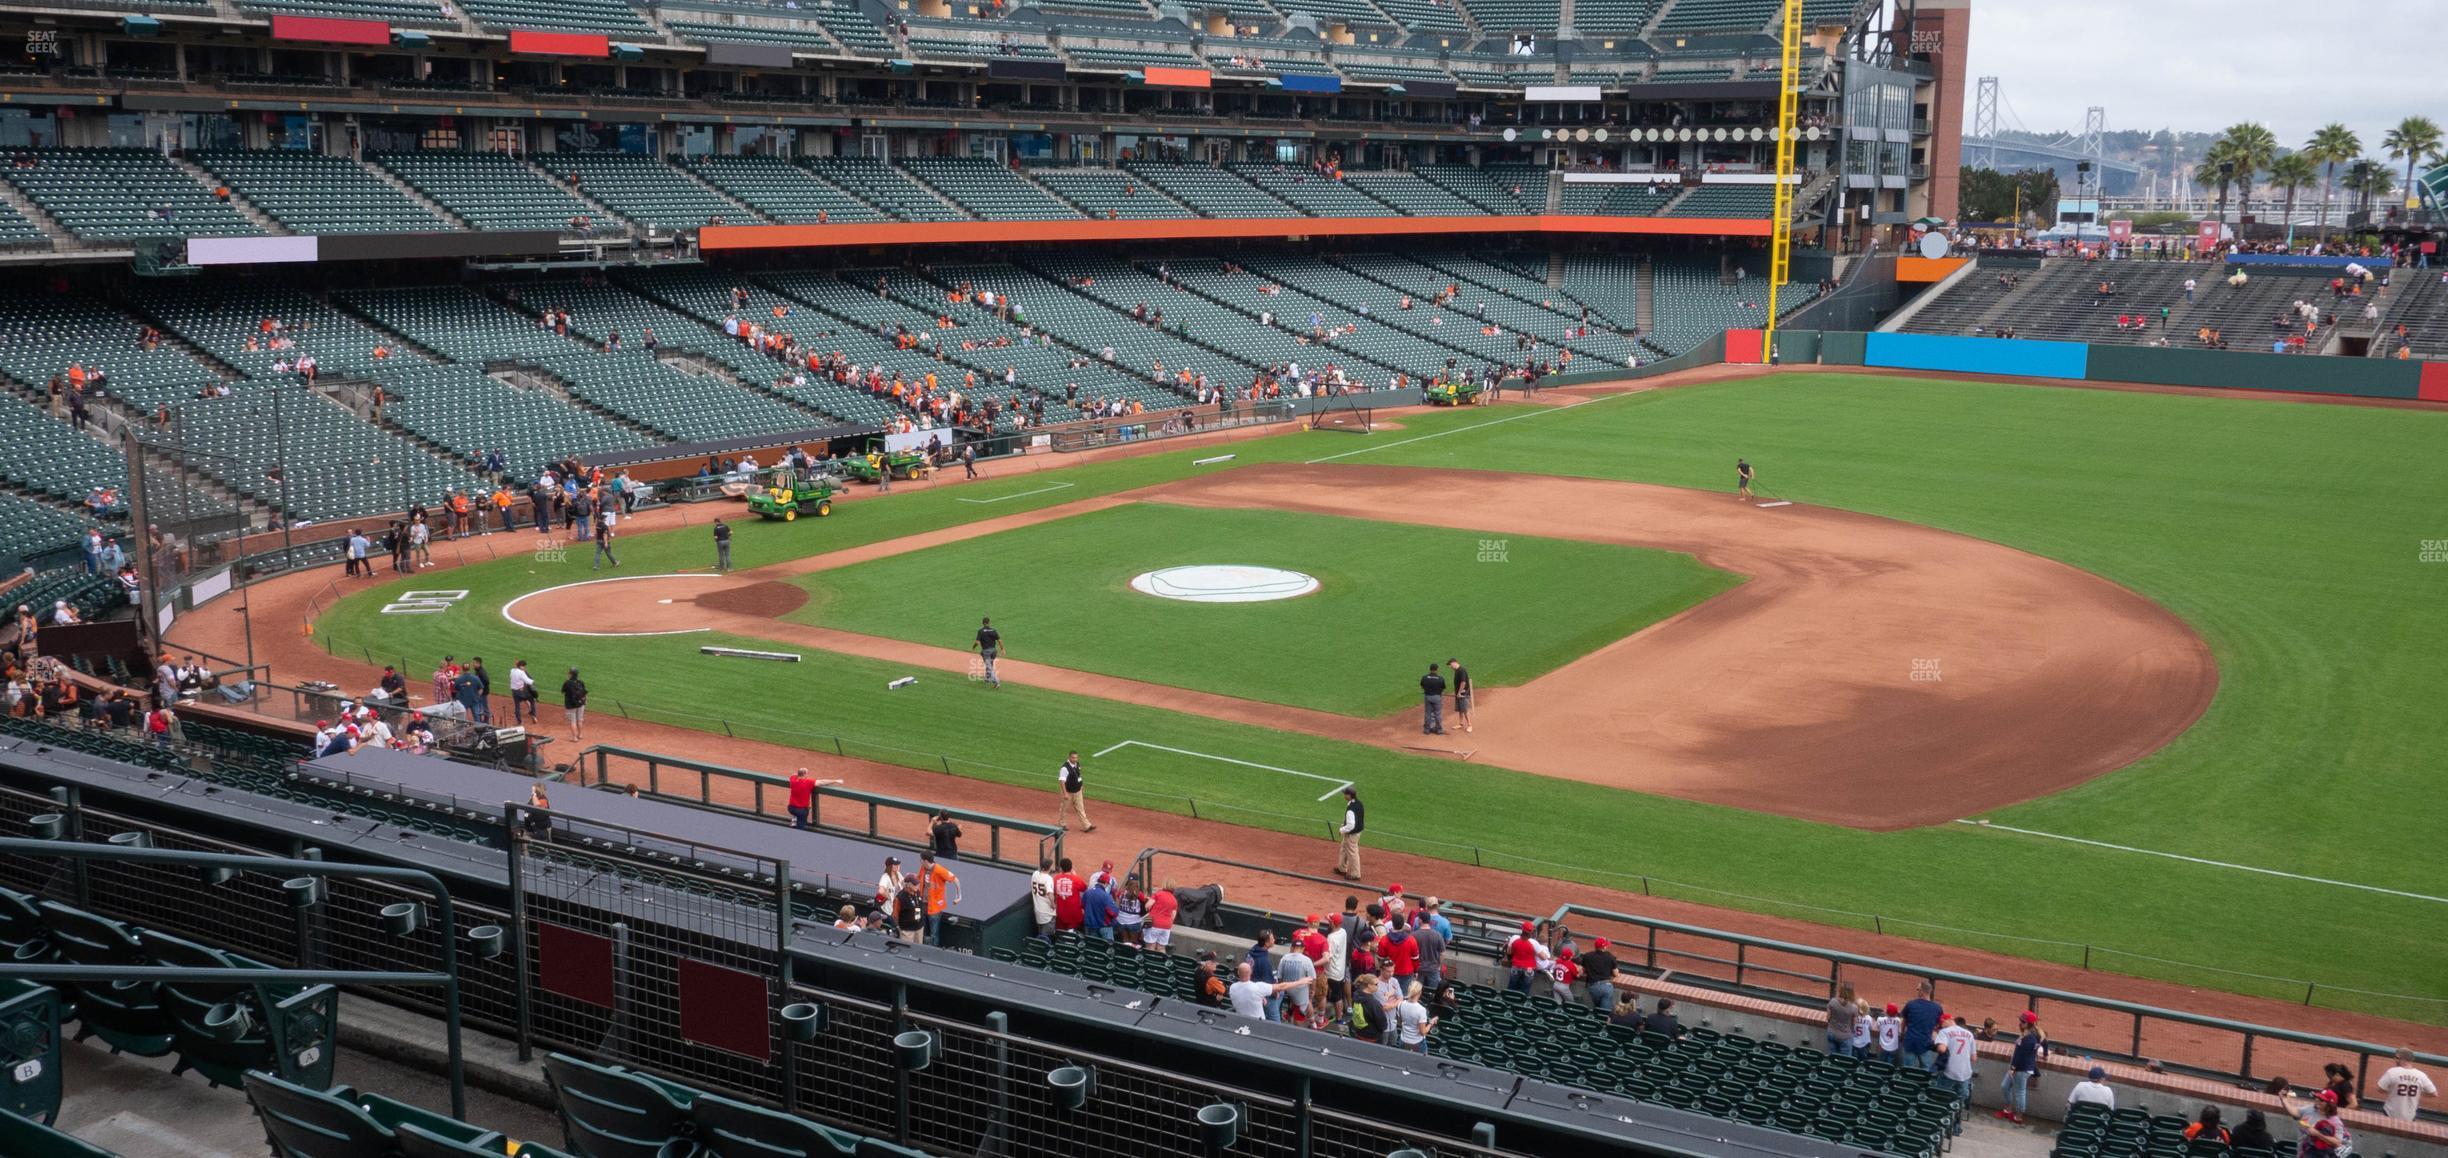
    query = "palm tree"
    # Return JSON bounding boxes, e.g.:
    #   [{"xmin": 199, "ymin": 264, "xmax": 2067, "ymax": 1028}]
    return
[
  {"xmin": 2302, "ymin": 123, "xmax": 2360, "ymax": 241},
  {"xmin": 2345, "ymin": 160, "xmax": 2395, "ymax": 215},
  {"xmin": 2216, "ymin": 122, "xmax": 2278, "ymax": 222},
  {"xmin": 2267, "ymin": 153, "xmax": 2318, "ymax": 242},
  {"xmin": 2196, "ymin": 140, "xmax": 2245, "ymax": 232},
  {"xmin": 2382, "ymin": 116, "xmax": 2442, "ymax": 207}
]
